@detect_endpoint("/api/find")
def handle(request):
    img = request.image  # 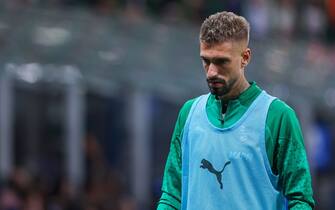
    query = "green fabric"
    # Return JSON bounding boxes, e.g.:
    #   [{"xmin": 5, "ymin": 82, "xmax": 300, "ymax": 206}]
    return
[{"xmin": 157, "ymin": 82, "xmax": 315, "ymax": 210}]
